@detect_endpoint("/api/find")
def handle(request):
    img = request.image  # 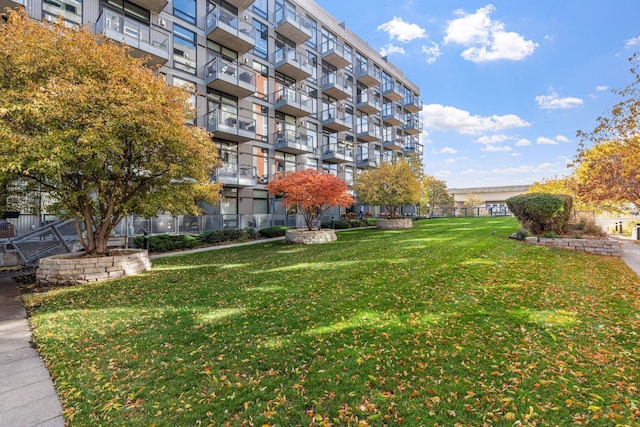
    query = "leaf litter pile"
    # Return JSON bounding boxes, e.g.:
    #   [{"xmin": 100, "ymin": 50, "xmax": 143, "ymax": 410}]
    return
[{"xmin": 24, "ymin": 217, "xmax": 640, "ymax": 426}]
